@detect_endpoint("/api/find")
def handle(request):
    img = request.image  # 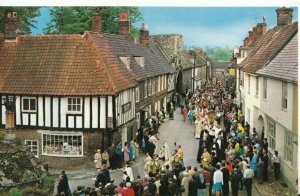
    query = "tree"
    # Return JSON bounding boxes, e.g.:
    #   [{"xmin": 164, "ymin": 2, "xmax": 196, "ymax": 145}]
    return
[
  {"xmin": 0, "ymin": 7, "xmax": 40, "ymax": 34},
  {"xmin": 205, "ymin": 47, "xmax": 232, "ymax": 62},
  {"xmin": 44, "ymin": 7, "xmax": 143, "ymax": 38}
]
